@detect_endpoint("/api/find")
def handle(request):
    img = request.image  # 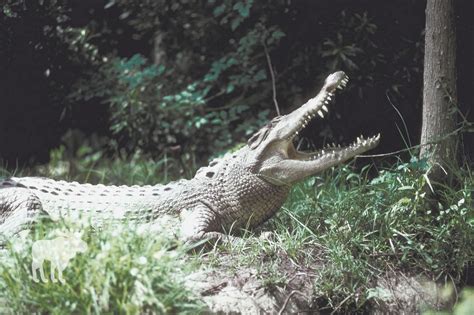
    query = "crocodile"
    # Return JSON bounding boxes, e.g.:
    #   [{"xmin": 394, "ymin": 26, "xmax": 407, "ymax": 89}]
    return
[{"xmin": 0, "ymin": 71, "xmax": 380, "ymax": 243}]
